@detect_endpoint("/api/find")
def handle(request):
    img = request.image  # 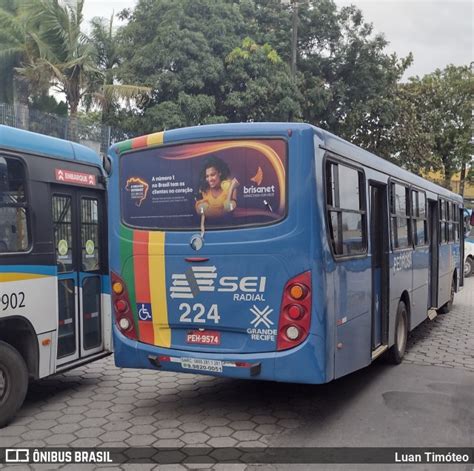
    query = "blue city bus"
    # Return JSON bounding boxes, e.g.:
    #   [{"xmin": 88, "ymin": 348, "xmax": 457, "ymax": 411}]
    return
[
  {"xmin": 109, "ymin": 123, "xmax": 463, "ymax": 383},
  {"xmin": 0, "ymin": 126, "xmax": 111, "ymax": 426}
]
